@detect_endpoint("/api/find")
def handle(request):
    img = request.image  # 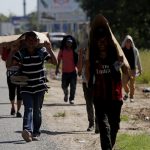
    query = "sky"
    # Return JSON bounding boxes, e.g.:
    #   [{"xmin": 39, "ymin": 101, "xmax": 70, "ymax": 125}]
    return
[{"xmin": 0, "ymin": 0, "xmax": 37, "ymax": 16}]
